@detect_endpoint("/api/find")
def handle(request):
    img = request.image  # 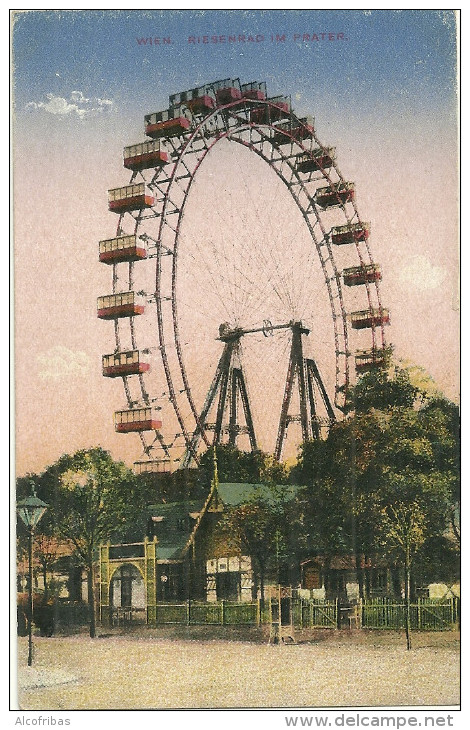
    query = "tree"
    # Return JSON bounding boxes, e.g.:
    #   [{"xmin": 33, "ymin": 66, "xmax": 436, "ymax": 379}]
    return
[
  {"xmin": 218, "ymin": 486, "xmax": 291, "ymax": 605},
  {"xmin": 418, "ymin": 396, "xmax": 460, "ymax": 550},
  {"xmin": 33, "ymin": 533, "xmax": 61, "ymax": 602},
  {"xmin": 133, "ymin": 467, "xmax": 207, "ymax": 506},
  {"xmin": 292, "ymin": 414, "xmax": 388, "ymax": 596},
  {"xmin": 198, "ymin": 444, "xmax": 290, "ymax": 488},
  {"xmin": 349, "ymin": 364, "xmax": 419, "ymax": 413},
  {"xmin": 290, "ymin": 436, "xmax": 350, "ymax": 593},
  {"xmin": 292, "ymin": 362, "xmax": 460, "ymax": 600},
  {"xmin": 379, "ymin": 498, "xmax": 426, "ymax": 650},
  {"xmin": 48, "ymin": 448, "xmax": 136, "ymax": 637}
]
